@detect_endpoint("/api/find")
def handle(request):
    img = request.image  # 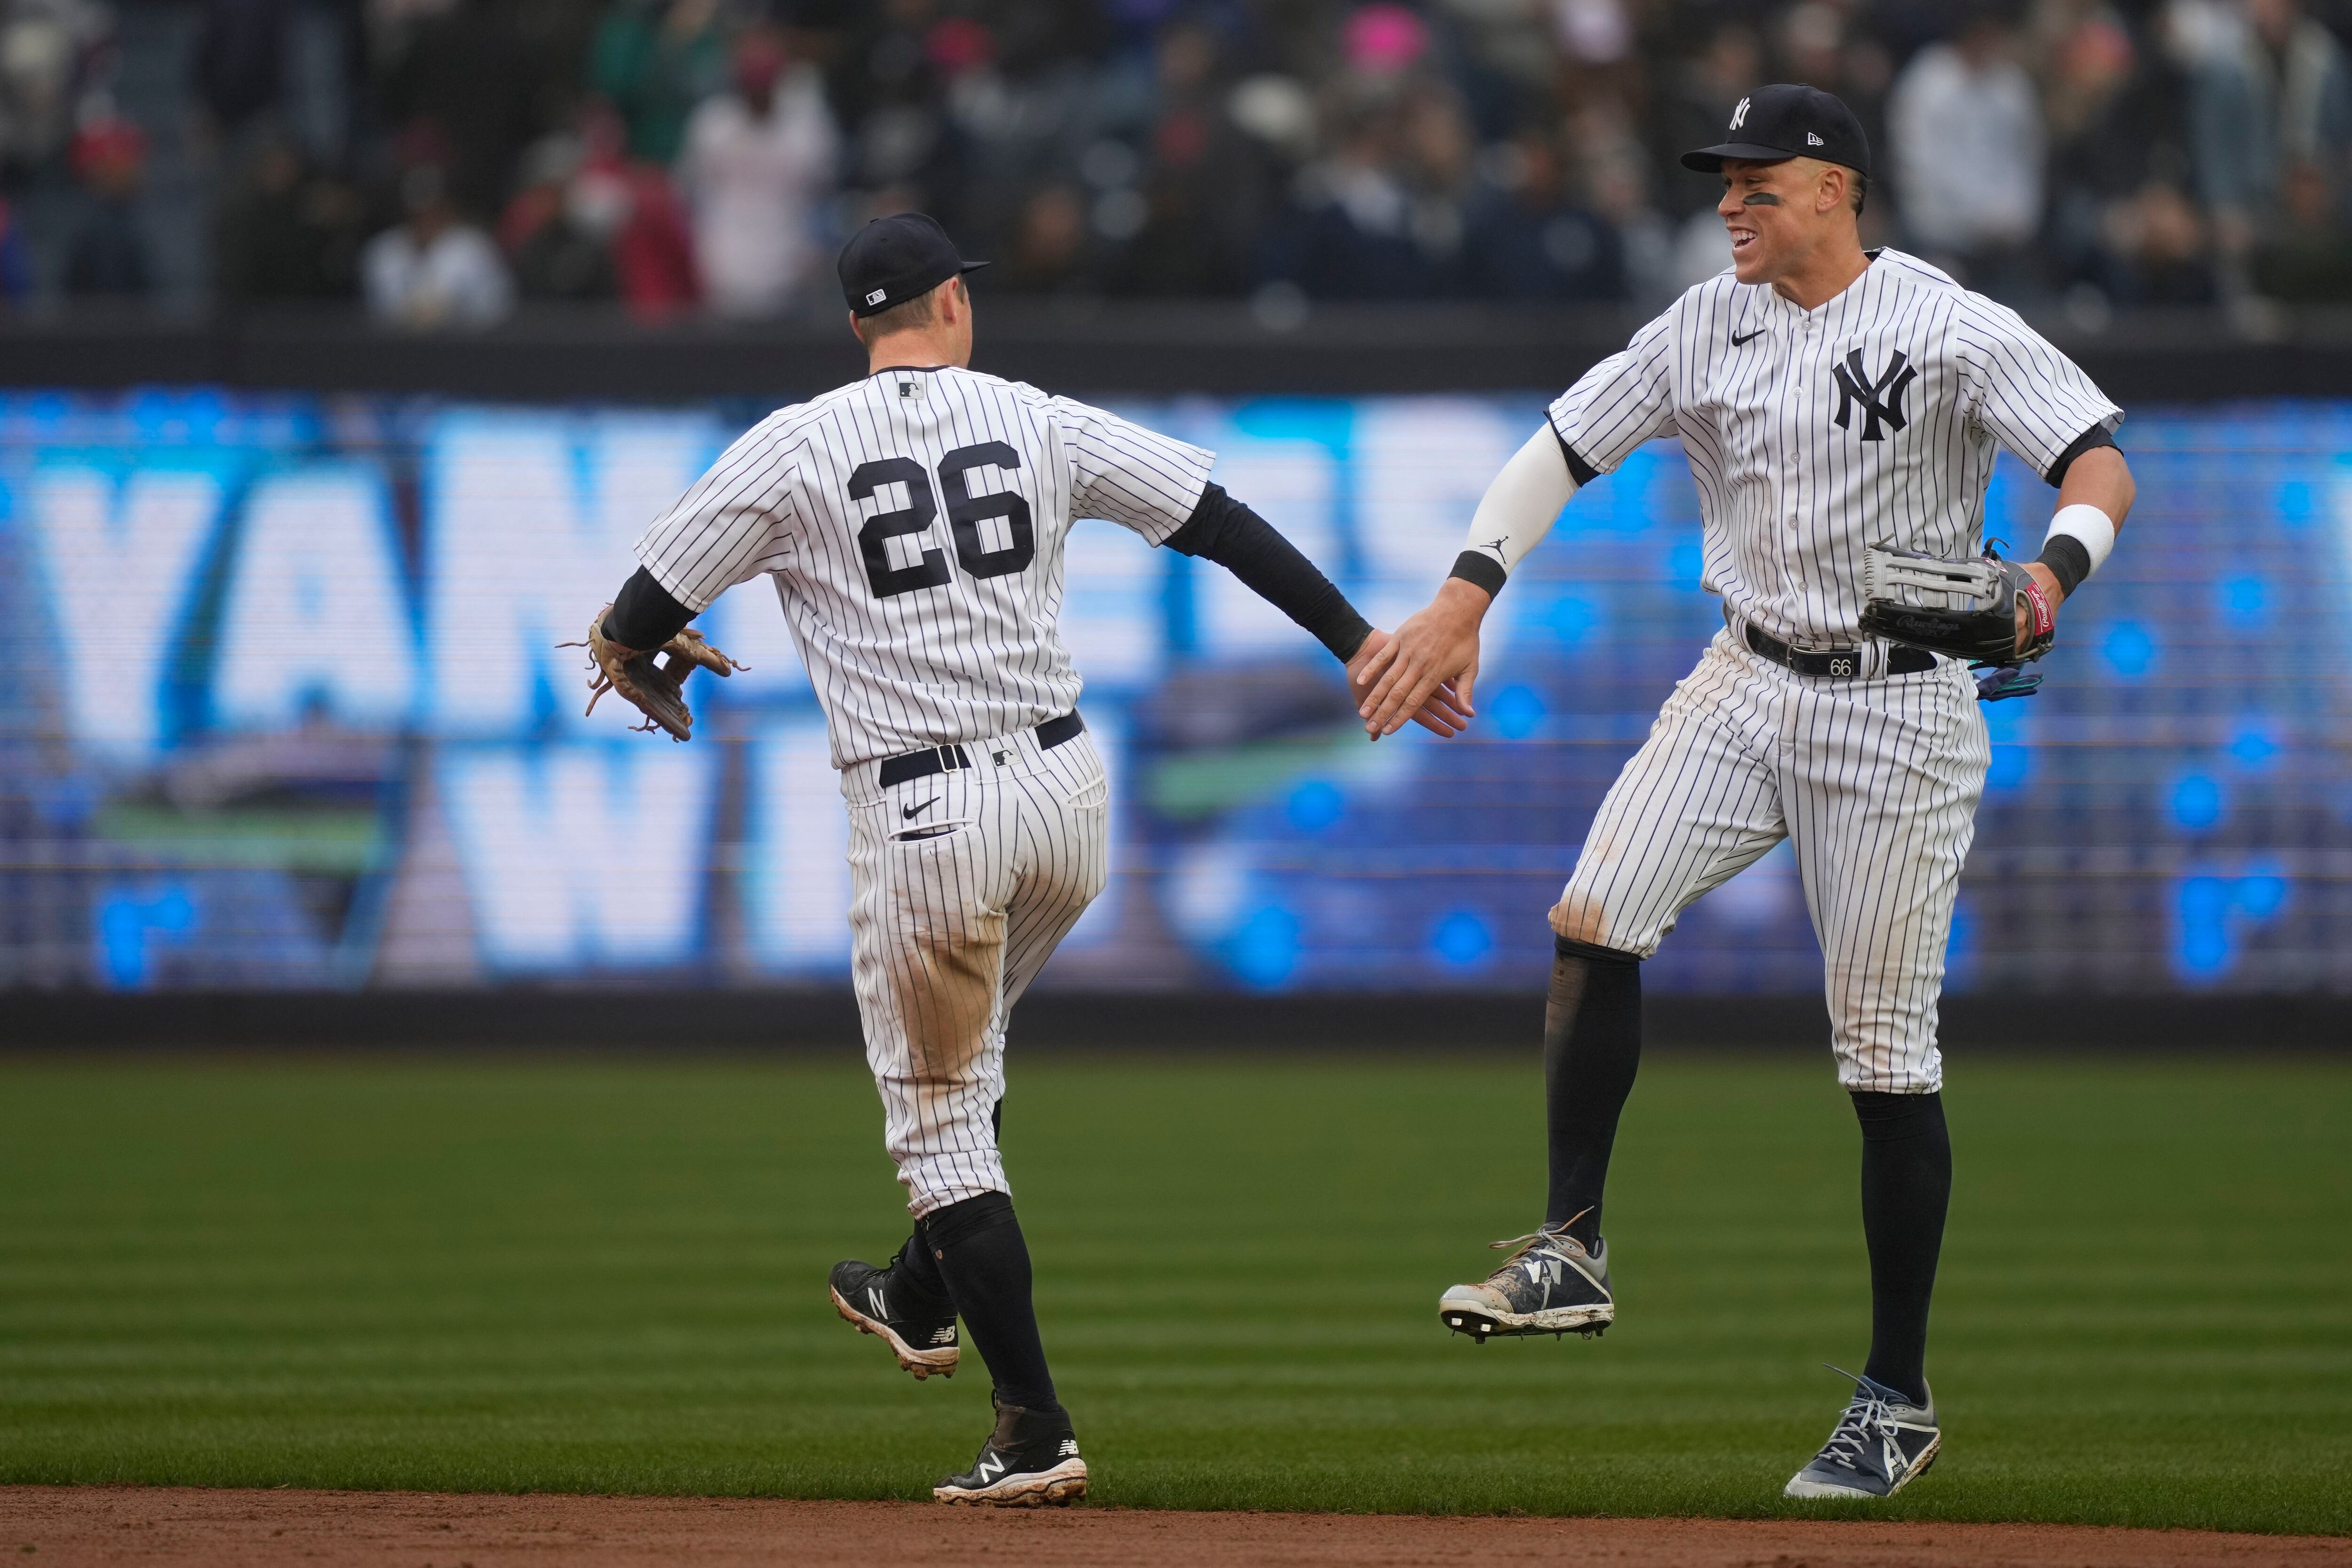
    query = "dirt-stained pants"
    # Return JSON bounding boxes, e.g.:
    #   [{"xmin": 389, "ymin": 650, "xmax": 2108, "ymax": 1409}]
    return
[{"xmin": 840, "ymin": 722, "xmax": 1109, "ymax": 1216}]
